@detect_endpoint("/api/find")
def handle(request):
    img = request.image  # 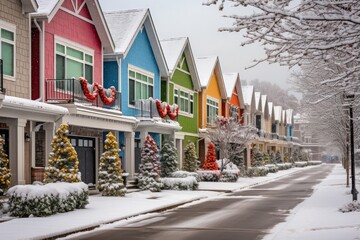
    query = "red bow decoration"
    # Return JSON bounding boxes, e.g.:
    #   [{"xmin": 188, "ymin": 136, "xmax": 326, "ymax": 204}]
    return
[{"xmin": 79, "ymin": 77, "xmax": 116, "ymax": 105}]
